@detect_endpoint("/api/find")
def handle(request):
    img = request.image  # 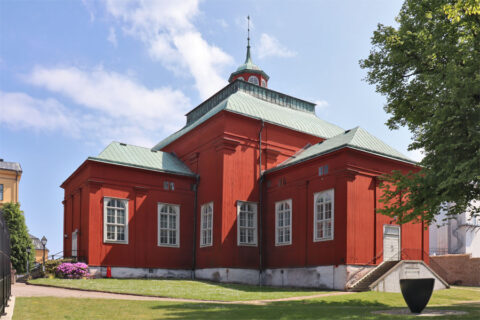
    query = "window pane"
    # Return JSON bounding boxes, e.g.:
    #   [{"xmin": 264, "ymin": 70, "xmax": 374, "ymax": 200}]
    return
[
  {"xmin": 117, "ymin": 211, "xmax": 125, "ymax": 224},
  {"xmin": 117, "ymin": 226, "xmax": 125, "ymax": 240},
  {"xmin": 160, "ymin": 230, "xmax": 168, "ymax": 243},
  {"xmin": 207, "ymin": 214, "xmax": 212, "ymax": 228},
  {"xmin": 285, "ymin": 213, "xmax": 290, "ymax": 226},
  {"xmin": 169, "ymin": 230, "xmax": 176, "ymax": 245},
  {"xmin": 239, "ymin": 214, "xmax": 246, "ymax": 227},
  {"xmin": 247, "ymin": 229, "xmax": 254, "ymax": 243},
  {"xmin": 107, "ymin": 225, "xmax": 115, "ymax": 240},
  {"xmin": 285, "ymin": 229, "xmax": 290, "ymax": 242},
  {"xmin": 240, "ymin": 229, "xmax": 246, "ymax": 243},
  {"xmin": 160, "ymin": 214, "xmax": 167, "ymax": 228},
  {"xmin": 247, "ymin": 213, "xmax": 254, "ymax": 227},
  {"xmin": 317, "ymin": 222, "xmax": 324, "ymax": 238},
  {"xmin": 107, "ymin": 209, "xmax": 115, "ymax": 223},
  {"xmin": 169, "ymin": 215, "xmax": 176, "ymax": 228}
]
